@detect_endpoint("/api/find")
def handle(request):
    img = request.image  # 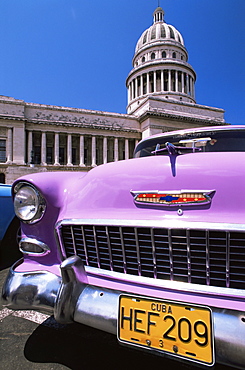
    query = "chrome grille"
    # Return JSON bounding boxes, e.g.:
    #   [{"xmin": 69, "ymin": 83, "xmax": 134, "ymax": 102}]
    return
[{"xmin": 60, "ymin": 225, "xmax": 245, "ymax": 289}]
